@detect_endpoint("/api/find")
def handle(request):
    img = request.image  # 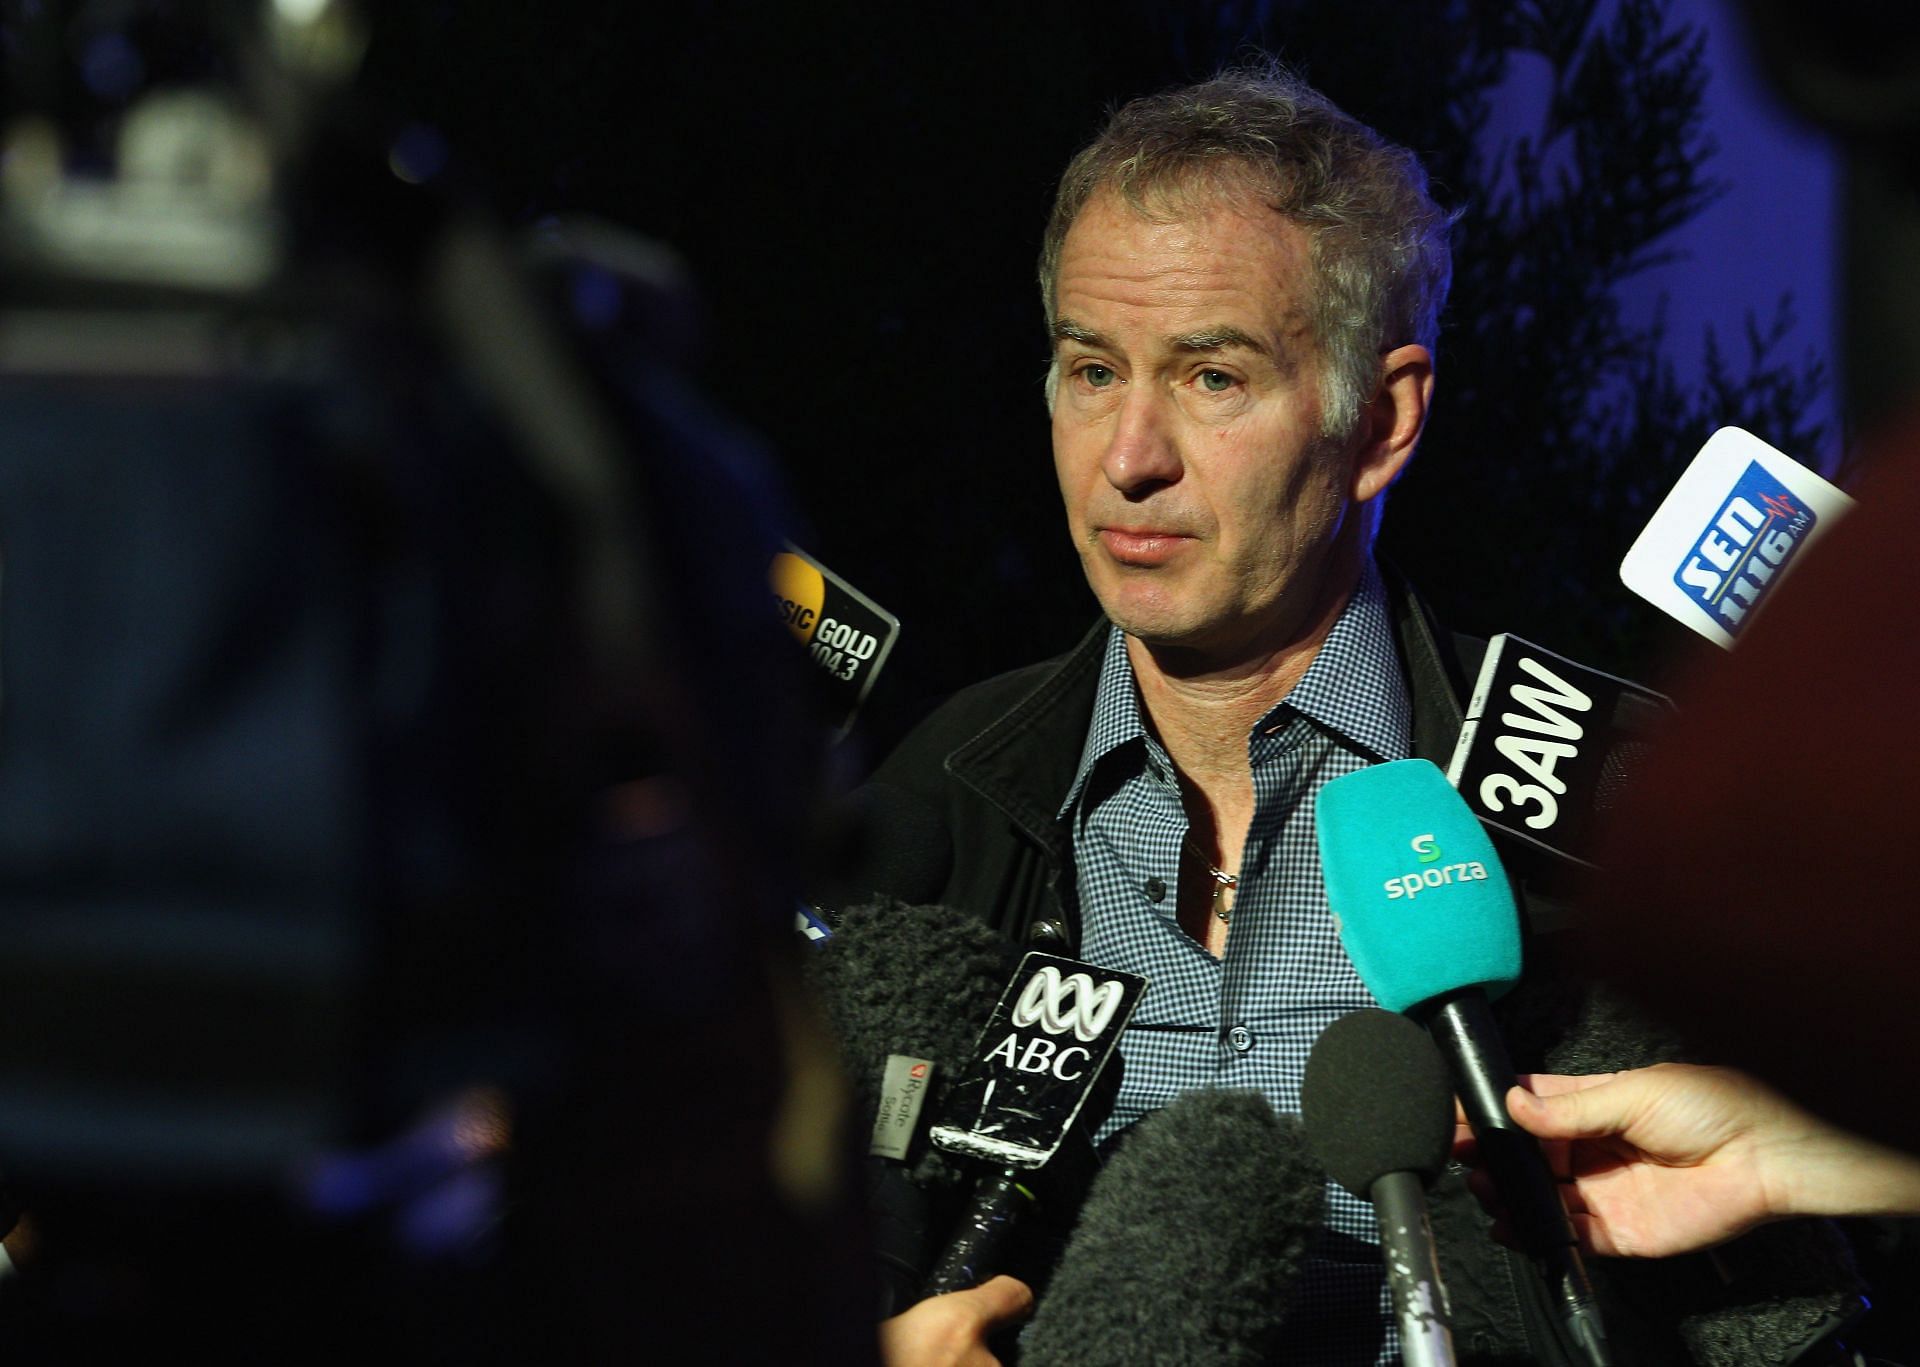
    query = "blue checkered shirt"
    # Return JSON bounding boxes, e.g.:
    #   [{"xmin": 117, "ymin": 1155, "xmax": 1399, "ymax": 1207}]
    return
[{"xmin": 1061, "ymin": 562, "xmax": 1410, "ymax": 1364}]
